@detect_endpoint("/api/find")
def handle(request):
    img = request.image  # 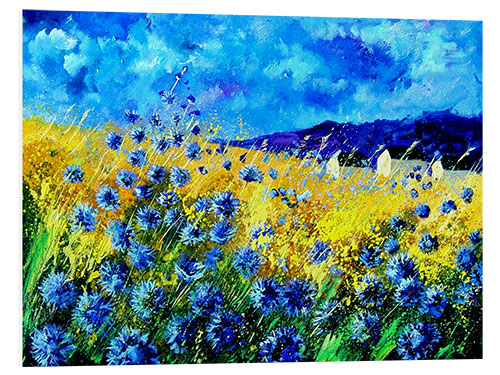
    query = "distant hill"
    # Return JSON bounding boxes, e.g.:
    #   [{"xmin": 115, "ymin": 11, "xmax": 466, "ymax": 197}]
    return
[{"xmin": 223, "ymin": 110, "xmax": 482, "ymax": 170}]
